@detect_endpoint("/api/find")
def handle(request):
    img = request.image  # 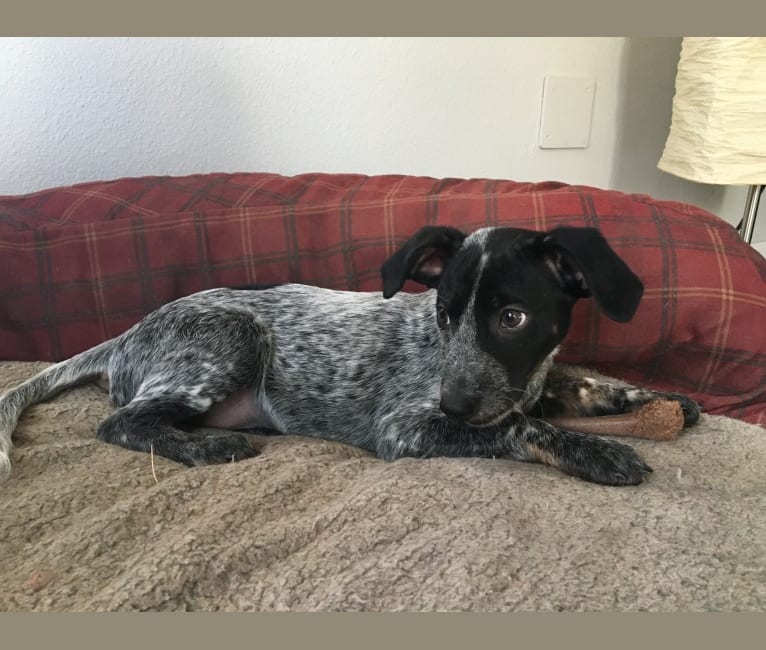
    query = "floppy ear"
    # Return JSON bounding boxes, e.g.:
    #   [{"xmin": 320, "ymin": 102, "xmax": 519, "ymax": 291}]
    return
[
  {"xmin": 381, "ymin": 226, "xmax": 467, "ymax": 298},
  {"xmin": 541, "ymin": 226, "xmax": 644, "ymax": 322}
]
